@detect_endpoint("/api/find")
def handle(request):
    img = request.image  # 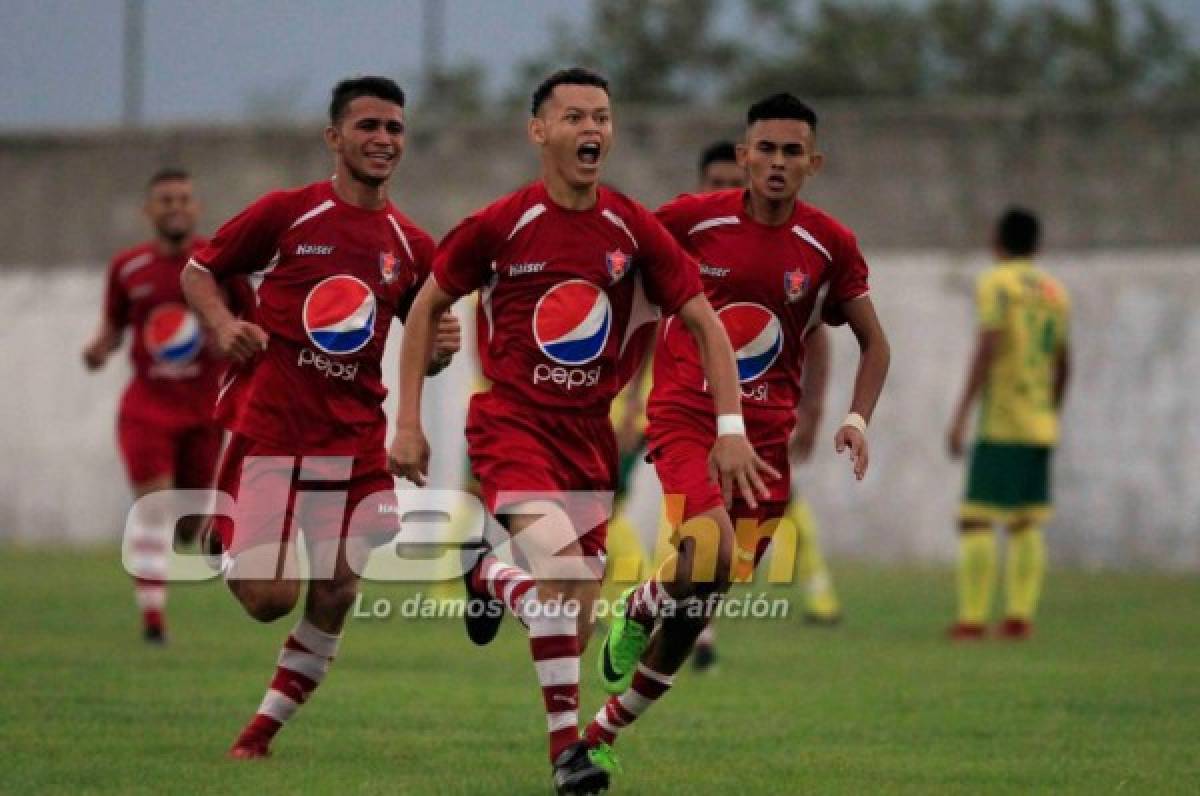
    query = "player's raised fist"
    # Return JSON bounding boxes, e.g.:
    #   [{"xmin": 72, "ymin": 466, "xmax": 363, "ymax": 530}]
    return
[
  {"xmin": 834, "ymin": 425, "xmax": 869, "ymax": 481},
  {"xmin": 81, "ymin": 337, "xmax": 111, "ymax": 370},
  {"xmin": 214, "ymin": 319, "xmax": 268, "ymax": 363},
  {"xmin": 388, "ymin": 425, "xmax": 430, "ymax": 487}
]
